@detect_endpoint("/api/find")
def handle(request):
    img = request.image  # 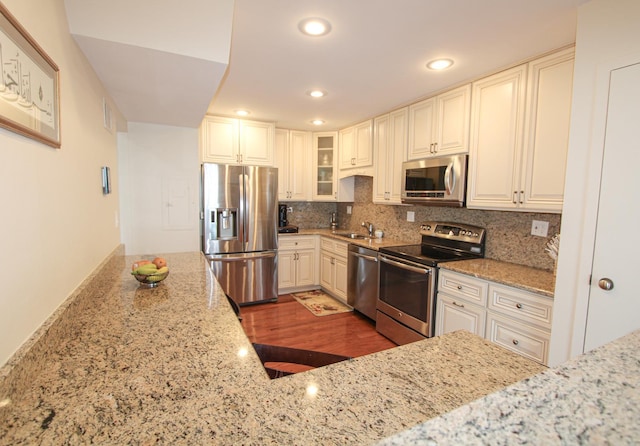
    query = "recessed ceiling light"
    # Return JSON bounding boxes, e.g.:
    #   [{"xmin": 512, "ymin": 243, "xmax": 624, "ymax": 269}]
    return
[
  {"xmin": 426, "ymin": 58, "xmax": 454, "ymax": 70},
  {"xmin": 298, "ymin": 18, "xmax": 332, "ymax": 37},
  {"xmin": 307, "ymin": 89, "xmax": 327, "ymax": 98},
  {"xmin": 311, "ymin": 119, "xmax": 325, "ymax": 126},
  {"xmin": 235, "ymin": 109, "xmax": 250, "ymax": 117}
]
